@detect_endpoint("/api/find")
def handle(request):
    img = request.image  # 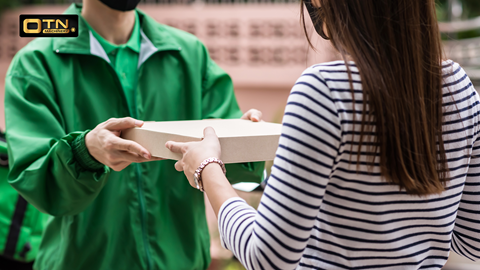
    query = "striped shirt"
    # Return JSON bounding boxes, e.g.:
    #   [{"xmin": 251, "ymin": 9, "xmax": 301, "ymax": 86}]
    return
[{"xmin": 218, "ymin": 60, "xmax": 480, "ymax": 270}]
